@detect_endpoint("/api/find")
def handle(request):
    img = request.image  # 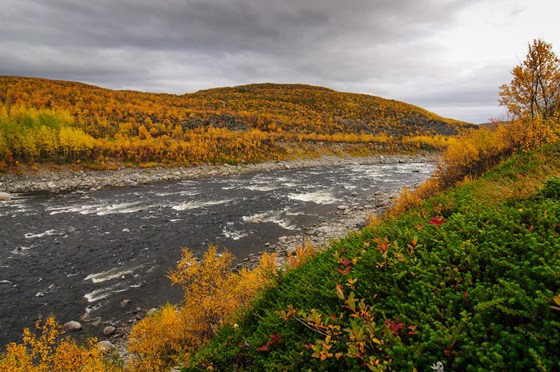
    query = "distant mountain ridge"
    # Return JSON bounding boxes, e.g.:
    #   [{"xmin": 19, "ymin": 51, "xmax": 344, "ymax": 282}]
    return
[{"xmin": 0, "ymin": 76, "xmax": 473, "ymax": 138}]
